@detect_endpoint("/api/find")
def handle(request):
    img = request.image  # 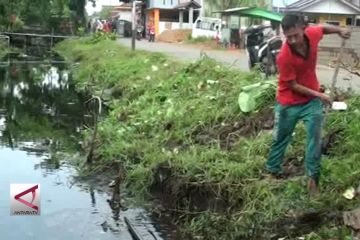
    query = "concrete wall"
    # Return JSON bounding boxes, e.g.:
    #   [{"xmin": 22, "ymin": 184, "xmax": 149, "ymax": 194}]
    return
[
  {"xmin": 159, "ymin": 21, "xmax": 191, "ymax": 33},
  {"xmin": 117, "ymin": 11, "xmax": 132, "ymax": 22}
]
